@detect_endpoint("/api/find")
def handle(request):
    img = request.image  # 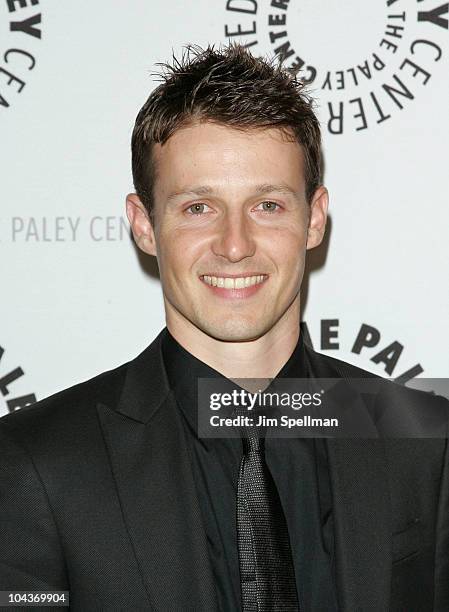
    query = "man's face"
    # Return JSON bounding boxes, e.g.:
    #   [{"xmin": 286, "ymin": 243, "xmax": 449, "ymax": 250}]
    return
[{"xmin": 127, "ymin": 122, "xmax": 327, "ymax": 342}]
